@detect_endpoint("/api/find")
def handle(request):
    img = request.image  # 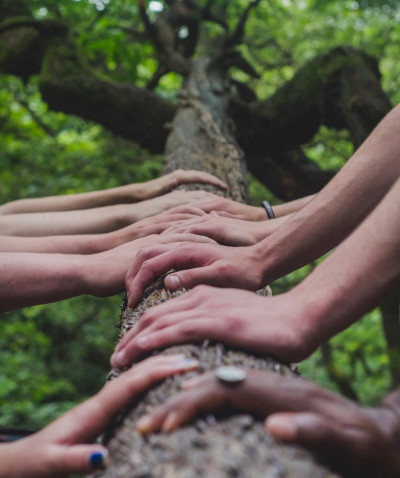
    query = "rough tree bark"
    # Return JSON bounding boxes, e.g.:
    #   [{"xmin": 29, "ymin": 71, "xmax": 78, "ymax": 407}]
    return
[
  {"xmin": 90, "ymin": 12, "xmax": 340, "ymax": 478},
  {"xmin": 0, "ymin": 0, "xmax": 392, "ymax": 200},
  {"xmin": 0, "ymin": 2, "xmax": 395, "ymax": 476}
]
